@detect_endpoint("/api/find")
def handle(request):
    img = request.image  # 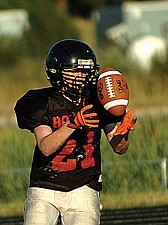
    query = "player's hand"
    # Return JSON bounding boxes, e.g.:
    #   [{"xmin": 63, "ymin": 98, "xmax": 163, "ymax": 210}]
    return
[
  {"xmin": 68, "ymin": 104, "xmax": 99, "ymax": 129},
  {"xmin": 113, "ymin": 108, "xmax": 137, "ymax": 136}
]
